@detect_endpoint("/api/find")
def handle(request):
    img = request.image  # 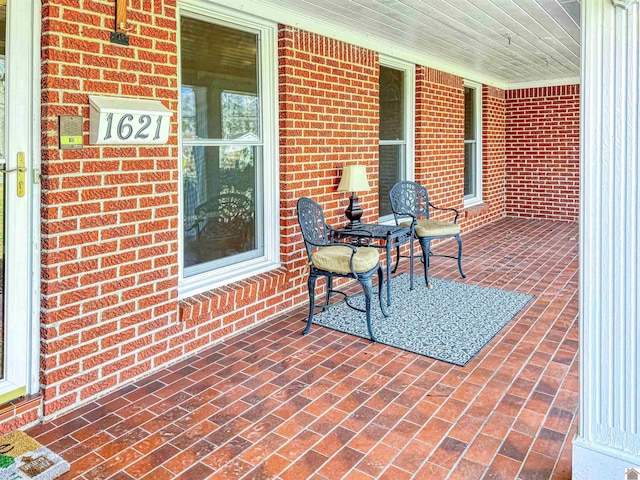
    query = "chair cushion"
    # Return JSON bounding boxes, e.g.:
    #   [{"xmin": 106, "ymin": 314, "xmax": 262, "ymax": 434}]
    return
[
  {"xmin": 400, "ymin": 219, "xmax": 460, "ymax": 237},
  {"xmin": 311, "ymin": 245, "xmax": 379, "ymax": 274}
]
